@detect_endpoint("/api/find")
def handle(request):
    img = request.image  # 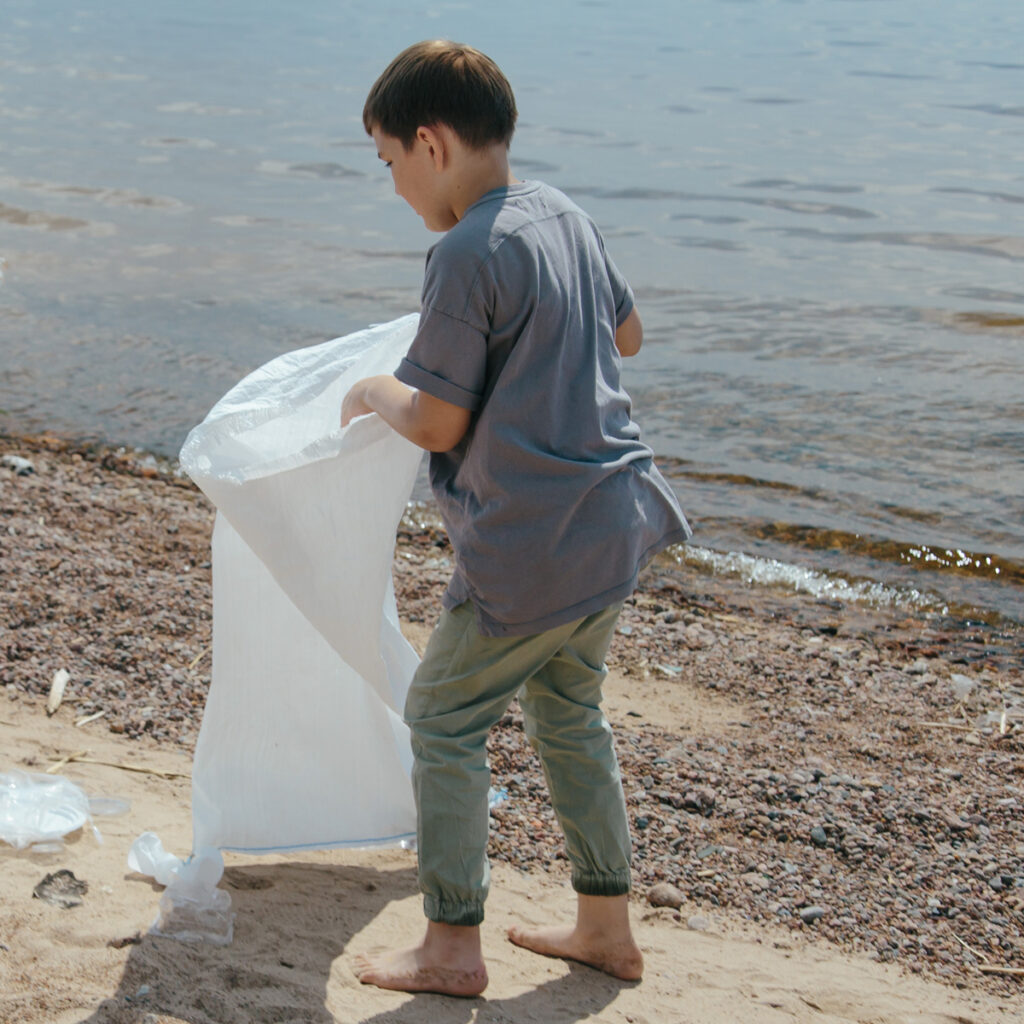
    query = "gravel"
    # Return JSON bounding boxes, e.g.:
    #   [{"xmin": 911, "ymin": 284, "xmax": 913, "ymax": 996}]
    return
[{"xmin": 2, "ymin": 434, "xmax": 1022, "ymax": 996}]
